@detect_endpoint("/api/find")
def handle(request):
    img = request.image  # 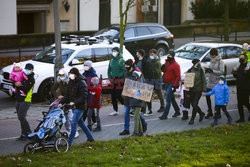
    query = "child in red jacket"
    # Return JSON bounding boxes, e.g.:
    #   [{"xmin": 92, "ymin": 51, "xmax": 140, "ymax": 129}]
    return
[{"xmin": 87, "ymin": 77, "xmax": 102, "ymax": 131}]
